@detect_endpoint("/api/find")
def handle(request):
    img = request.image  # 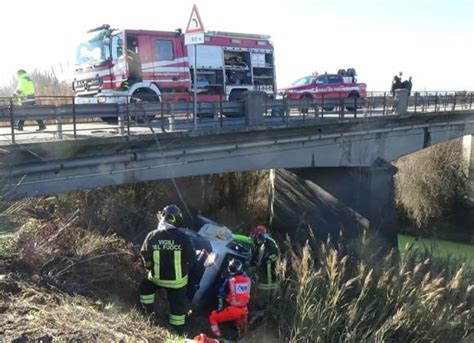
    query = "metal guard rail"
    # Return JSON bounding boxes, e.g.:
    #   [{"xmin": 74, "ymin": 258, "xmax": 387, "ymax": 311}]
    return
[{"xmin": 0, "ymin": 91, "xmax": 472, "ymax": 144}]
